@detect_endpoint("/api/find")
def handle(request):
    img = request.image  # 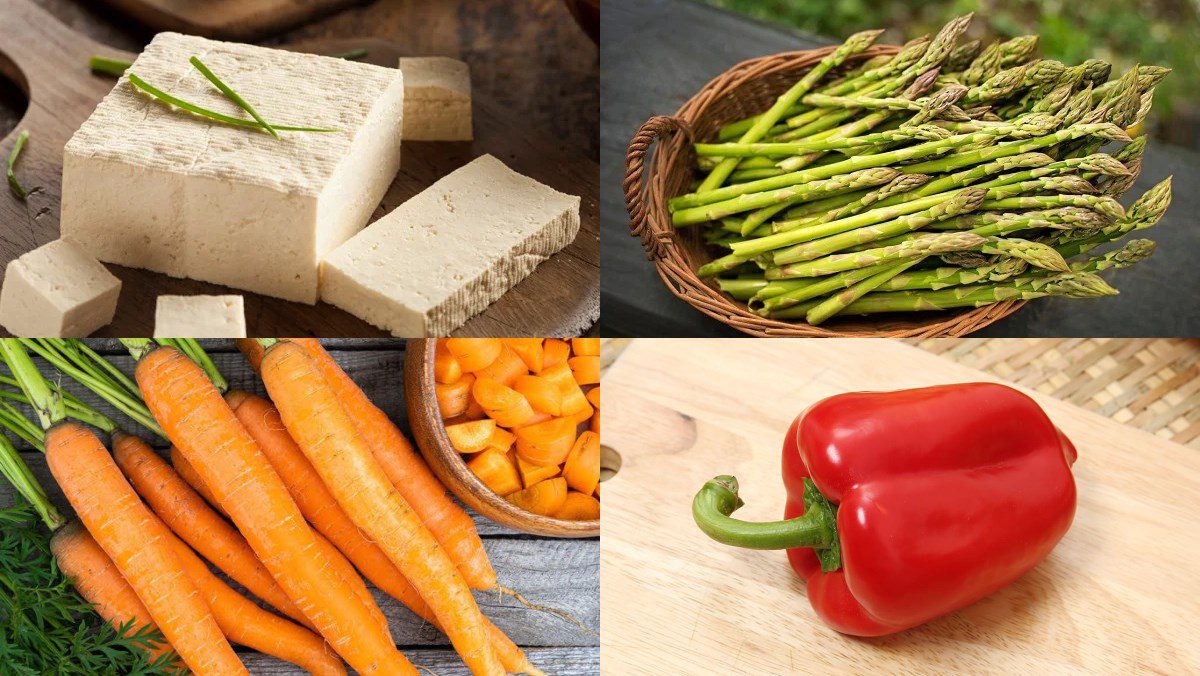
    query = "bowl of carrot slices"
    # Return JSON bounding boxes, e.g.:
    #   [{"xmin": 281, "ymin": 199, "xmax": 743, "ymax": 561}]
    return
[{"xmin": 404, "ymin": 338, "xmax": 600, "ymax": 538}]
